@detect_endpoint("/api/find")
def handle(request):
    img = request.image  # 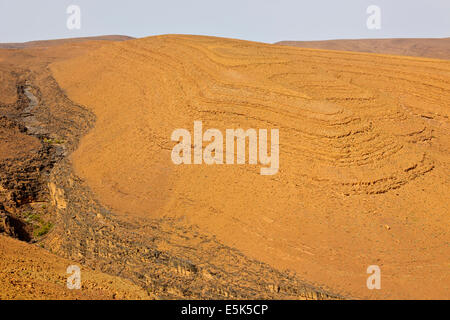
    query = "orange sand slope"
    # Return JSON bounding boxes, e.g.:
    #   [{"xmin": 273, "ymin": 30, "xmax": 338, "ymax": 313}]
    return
[
  {"xmin": 0, "ymin": 235, "xmax": 150, "ymax": 300},
  {"xmin": 276, "ymin": 37, "xmax": 450, "ymax": 60},
  {"xmin": 51, "ymin": 35, "xmax": 450, "ymax": 299}
]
